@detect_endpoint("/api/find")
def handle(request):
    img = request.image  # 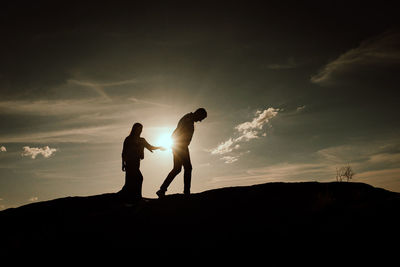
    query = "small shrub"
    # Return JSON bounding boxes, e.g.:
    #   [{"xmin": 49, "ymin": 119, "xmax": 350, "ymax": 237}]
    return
[{"xmin": 336, "ymin": 165, "xmax": 355, "ymax": 182}]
